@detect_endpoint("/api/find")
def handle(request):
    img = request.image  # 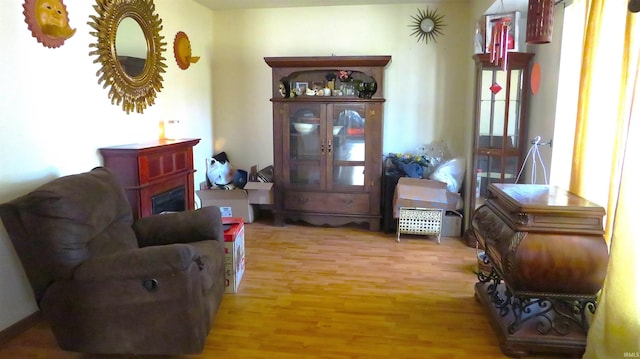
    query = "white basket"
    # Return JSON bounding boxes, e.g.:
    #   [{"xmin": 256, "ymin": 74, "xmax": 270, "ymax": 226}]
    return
[{"xmin": 397, "ymin": 207, "xmax": 443, "ymax": 243}]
